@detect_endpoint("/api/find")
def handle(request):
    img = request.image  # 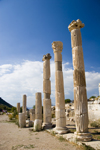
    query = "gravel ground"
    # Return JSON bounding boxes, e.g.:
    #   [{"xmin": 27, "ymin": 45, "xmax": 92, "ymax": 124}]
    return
[{"xmin": 0, "ymin": 114, "xmax": 82, "ymax": 150}]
